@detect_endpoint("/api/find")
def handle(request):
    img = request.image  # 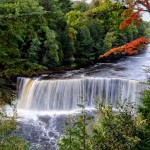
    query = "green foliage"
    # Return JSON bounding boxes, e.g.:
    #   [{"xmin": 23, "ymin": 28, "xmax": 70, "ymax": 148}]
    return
[
  {"xmin": 90, "ymin": 0, "xmax": 113, "ymax": 14},
  {"xmin": 0, "ymin": 104, "xmax": 29, "ymax": 150},
  {"xmin": 103, "ymin": 32, "xmax": 117, "ymax": 52},
  {"xmin": 66, "ymin": 10, "xmax": 84, "ymax": 27},
  {"xmin": 90, "ymin": 0, "xmax": 101, "ymax": 8},
  {"xmin": 144, "ymin": 22, "xmax": 150, "ymax": 38},
  {"xmin": 75, "ymin": 26, "xmax": 95, "ymax": 66},
  {"xmin": 145, "ymin": 28, "xmax": 150, "ymax": 38},
  {"xmin": 58, "ymin": 101, "xmax": 150, "ymax": 150},
  {"xmin": 58, "ymin": 104, "xmax": 92, "ymax": 150},
  {"xmin": 0, "ymin": 0, "xmax": 147, "ymax": 77},
  {"xmin": 139, "ymin": 81, "xmax": 150, "ymax": 129},
  {"xmin": 72, "ymin": 0, "xmax": 90, "ymax": 12},
  {"xmin": 39, "ymin": 26, "xmax": 60, "ymax": 67},
  {"xmin": 58, "ymin": 0, "xmax": 72, "ymax": 13},
  {"xmin": 2, "ymin": 59, "xmax": 47, "ymax": 77},
  {"xmin": 61, "ymin": 33, "xmax": 76, "ymax": 66},
  {"xmin": 0, "ymin": 0, "xmax": 48, "ymax": 78},
  {"xmin": 91, "ymin": 101, "xmax": 150, "ymax": 150},
  {"xmin": 0, "ymin": 0, "xmax": 43, "ymax": 15},
  {"xmin": 137, "ymin": 79, "xmax": 150, "ymax": 149},
  {"xmin": 0, "ymin": 78, "xmax": 15, "ymax": 105},
  {"xmin": 87, "ymin": 20, "xmax": 105, "ymax": 57},
  {"xmin": 65, "ymin": 0, "xmax": 147, "ymax": 64}
]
